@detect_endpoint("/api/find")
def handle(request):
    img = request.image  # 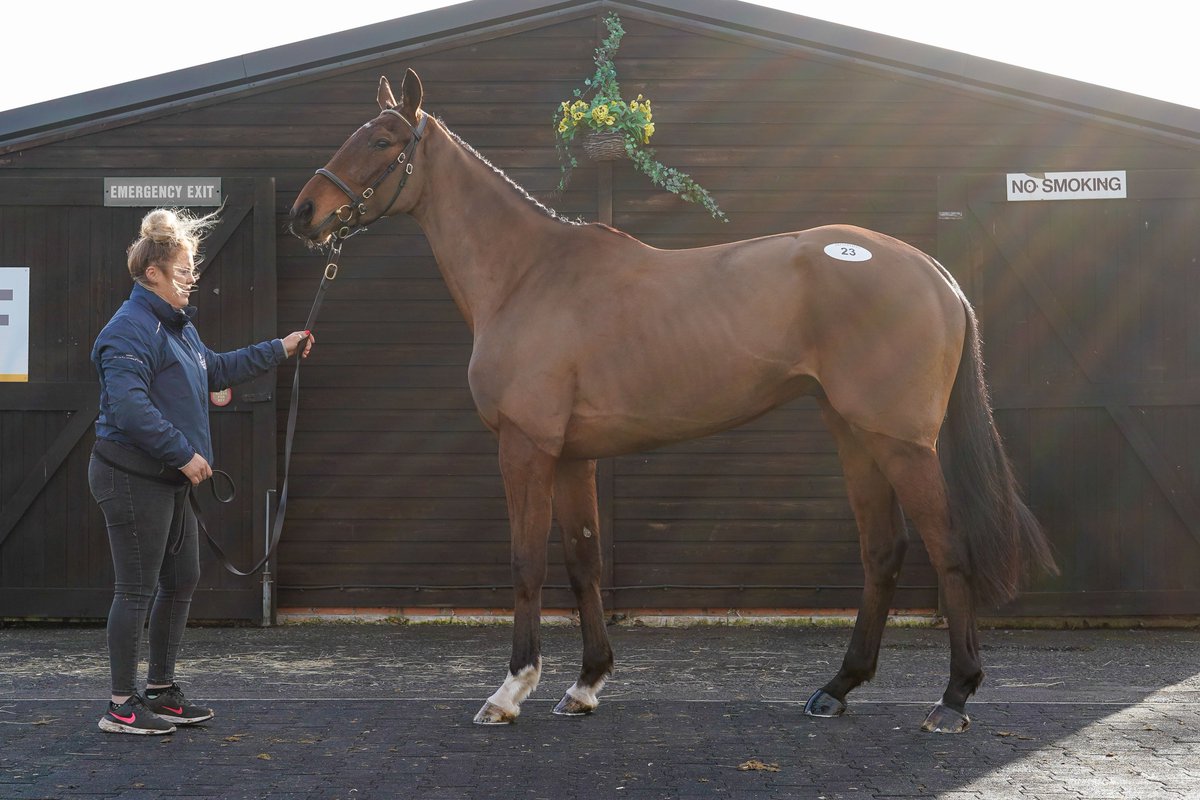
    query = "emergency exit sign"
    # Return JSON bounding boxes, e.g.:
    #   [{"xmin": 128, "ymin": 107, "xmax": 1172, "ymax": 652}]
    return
[{"xmin": 104, "ymin": 177, "xmax": 222, "ymax": 207}]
